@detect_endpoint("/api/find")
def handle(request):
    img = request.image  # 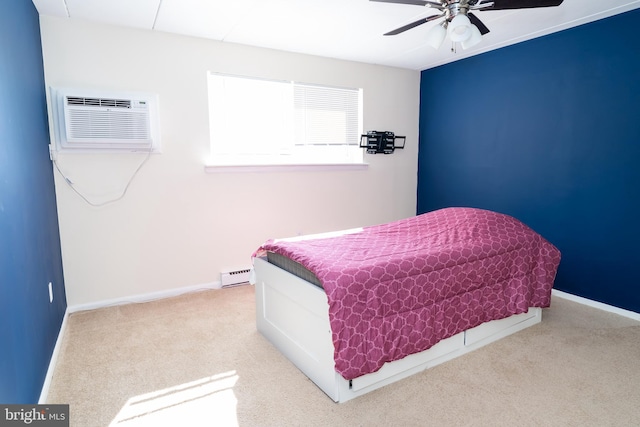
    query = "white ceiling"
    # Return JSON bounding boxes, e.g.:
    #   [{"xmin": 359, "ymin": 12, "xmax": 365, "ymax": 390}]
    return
[{"xmin": 32, "ymin": 0, "xmax": 640, "ymax": 70}]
